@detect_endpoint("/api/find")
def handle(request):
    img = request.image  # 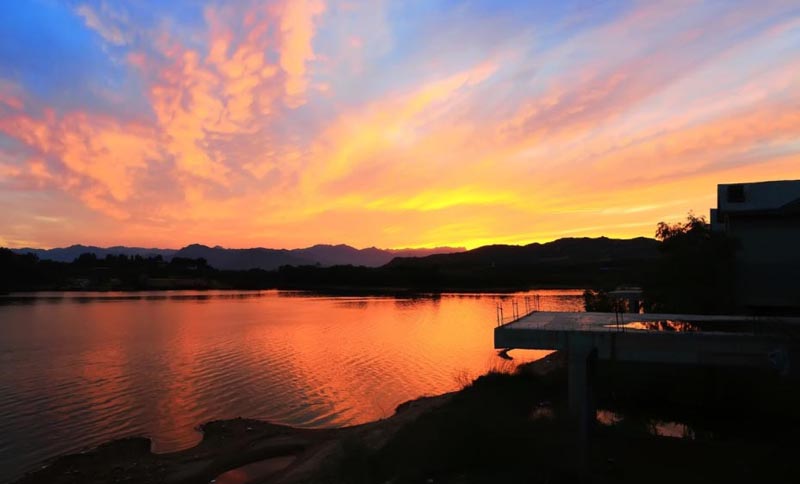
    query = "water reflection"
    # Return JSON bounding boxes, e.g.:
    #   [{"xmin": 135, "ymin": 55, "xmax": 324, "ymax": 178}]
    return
[
  {"xmin": 596, "ymin": 409, "xmax": 623, "ymax": 426},
  {"xmin": 617, "ymin": 320, "xmax": 699, "ymax": 332},
  {"xmin": 0, "ymin": 290, "xmax": 272, "ymax": 306},
  {"xmin": 611, "ymin": 319, "xmax": 758, "ymax": 334},
  {"xmin": 0, "ymin": 289, "xmax": 582, "ymax": 482},
  {"xmin": 649, "ymin": 420, "xmax": 696, "ymax": 439}
]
